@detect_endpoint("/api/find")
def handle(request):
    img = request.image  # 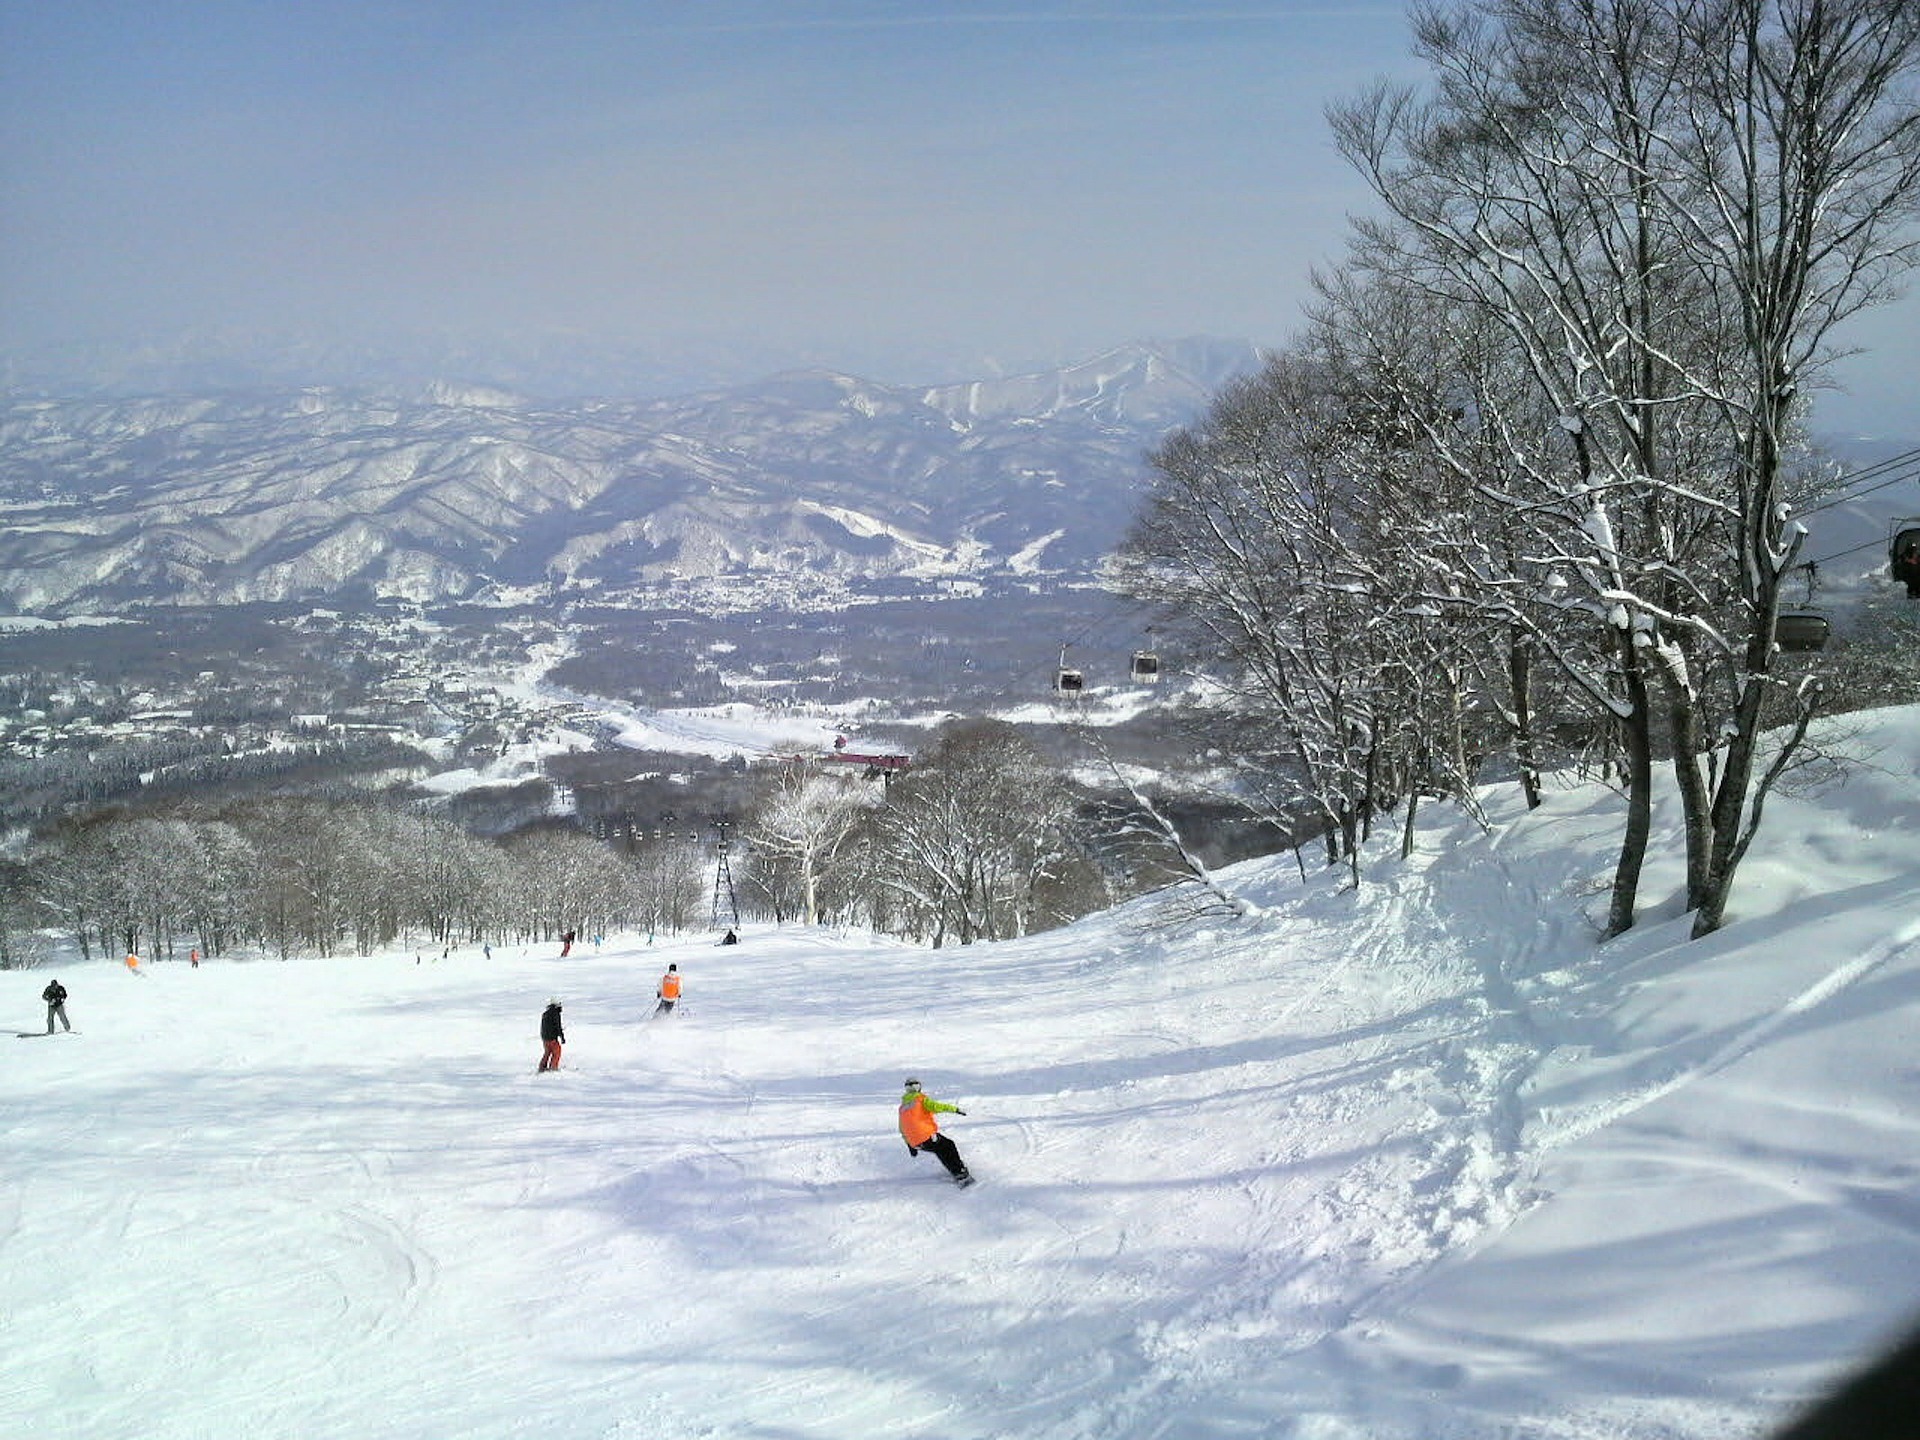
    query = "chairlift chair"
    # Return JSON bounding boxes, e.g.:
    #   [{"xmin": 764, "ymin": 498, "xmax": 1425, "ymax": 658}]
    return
[
  {"xmin": 1889, "ymin": 518, "xmax": 1920, "ymax": 597},
  {"xmin": 1774, "ymin": 610, "xmax": 1831, "ymax": 653},
  {"xmin": 1054, "ymin": 642, "xmax": 1085, "ymax": 696}
]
